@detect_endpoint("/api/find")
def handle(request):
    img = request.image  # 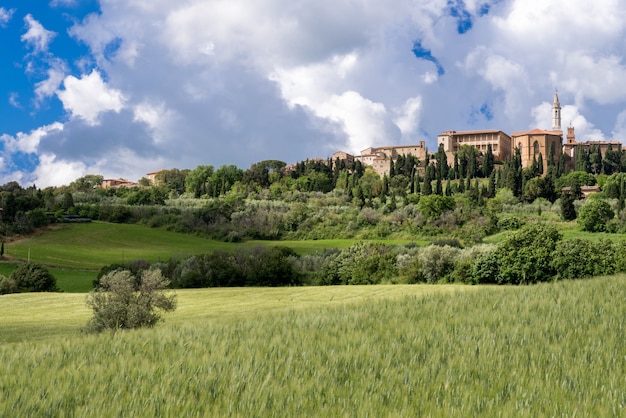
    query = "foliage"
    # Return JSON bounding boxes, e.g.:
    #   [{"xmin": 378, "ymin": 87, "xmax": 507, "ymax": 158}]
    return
[
  {"xmin": 85, "ymin": 269, "xmax": 176, "ymax": 333},
  {"xmin": 559, "ymin": 191, "xmax": 577, "ymax": 221},
  {"xmin": 551, "ymin": 239, "xmax": 615, "ymax": 280},
  {"xmin": 577, "ymin": 199, "xmax": 614, "ymax": 232},
  {"xmin": 10, "ymin": 263, "xmax": 58, "ymax": 292},
  {"xmin": 417, "ymin": 244, "xmax": 460, "ymax": 283},
  {"xmin": 417, "ymin": 194, "xmax": 455, "ymax": 221},
  {"xmin": 494, "ymin": 223, "xmax": 562, "ymax": 284},
  {"xmin": 0, "ymin": 275, "xmax": 17, "ymax": 294},
  {"xmin": 319, "ymin": 242, "xmax": 397, "ymax": 285},
  {"xmin": 165, "ymin": 246, "xmax": 301, "ymax": 288}
]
